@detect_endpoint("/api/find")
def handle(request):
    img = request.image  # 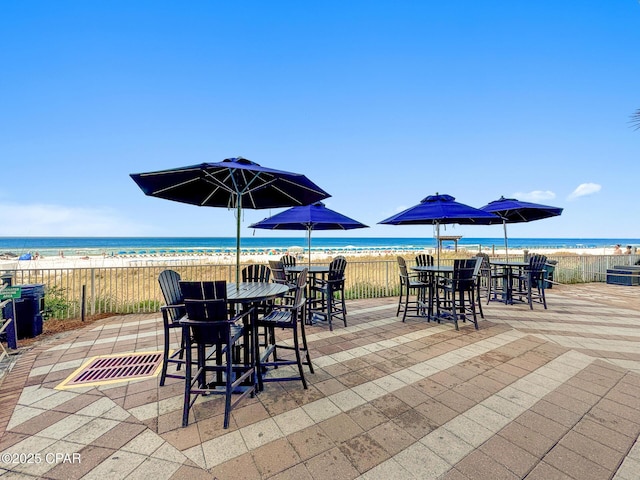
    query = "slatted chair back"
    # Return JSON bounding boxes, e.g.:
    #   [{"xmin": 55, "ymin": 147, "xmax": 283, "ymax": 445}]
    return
[
  {"xmin": 268, "ymin": 260, "xmax": 289, "ymax": 285},
  {"xmin": 180, "ymin": 280, "xmax": 227, "ymax": 302},
  {"xmin": 242, "ymin": 264, "xmax": 271, "ymax": 283},
  {"xmin": 473, "ymin": 253, "xmax": 489, "ymax": 282},
  {"xmin": 474, "ymin": 253, "xmax": 490, "ymax": 272},
  {"xmin": 397, "ymin": 256, "xmax": 410, "ymax": 286},
  {"xmin": 528, "ymin": 254, "xmax": 548, "ymax": 272},
  {"xmin": 472, "ymin": 256, "xmax": 483, "ymax": 278},
  {"xmin": 158, "ymin": 270, "xmax": 184, "ymax": 322},
  {"xmin": 415, "ymin": 253, "xmax": 434, "ymax": 267},
  {"xmin": 292, "ymin": 267, "xmax": 308, "ymax": 310},
  {"xmin": 281, "ymin": 254, "xmax": 297, "ymax": 267},
  {"xmin": 183, "ymin": 299, "xmax": 230, "ymax": 344},
  {"xmin": 414, "ymin": 253, "xmax": 434, "ymax": 282},
  {"xmin": 180, "ymin": 280, "xmax": 229, "ymax": 345},
  {"xmin": 527, "ymin": 254, "xmax": 548, "ymax": 287},
  {"xmin": 326, "ymin": 257, "xmax": 347, "ymax": 292},
  {"xmin": 452, "ymin": 259, "xmax": 478, "ymax": 292},
  {"xmin": 470, "ymin": 256, "xmax": 486, "ymax": 319}
]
